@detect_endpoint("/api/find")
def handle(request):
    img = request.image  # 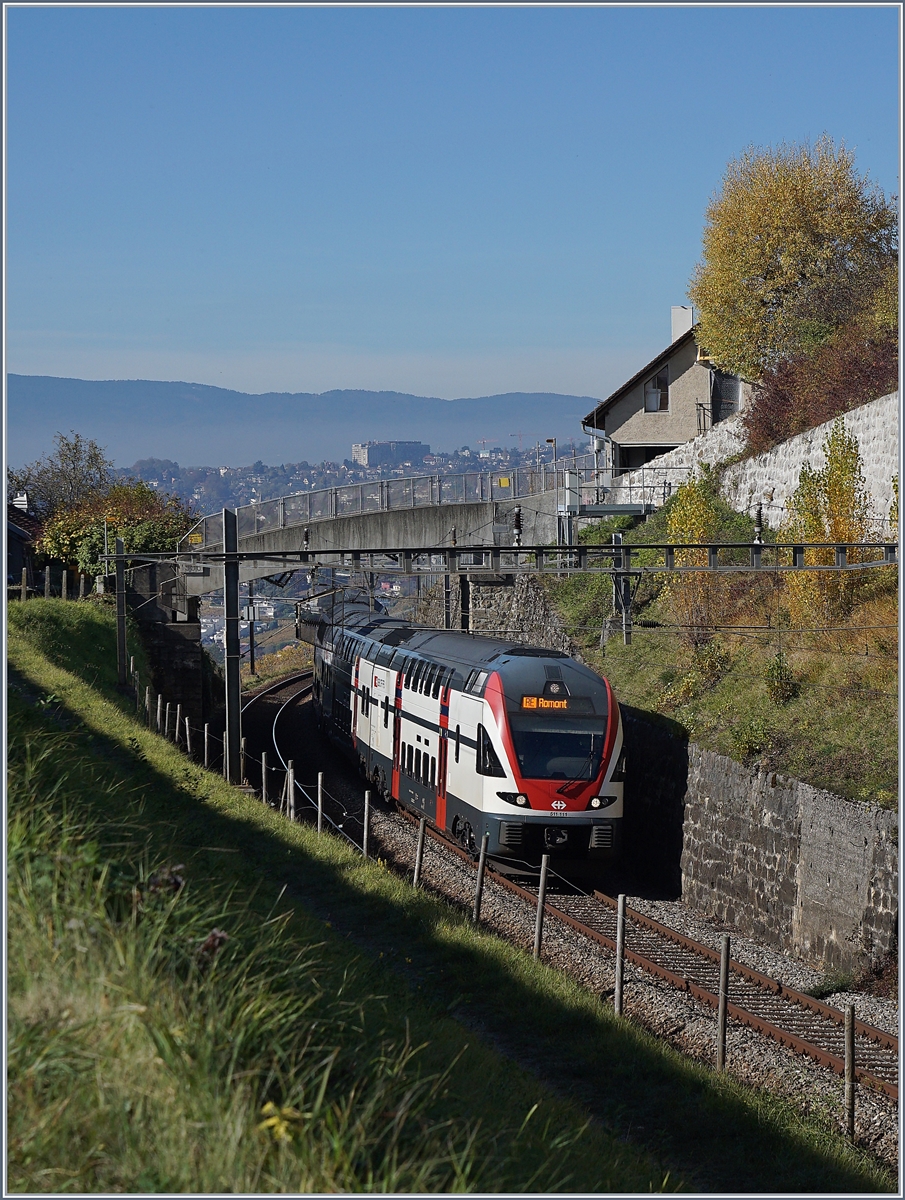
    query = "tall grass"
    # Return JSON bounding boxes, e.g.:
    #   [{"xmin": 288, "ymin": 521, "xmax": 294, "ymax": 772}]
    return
[{"xmin": 7, "ymin": 724, "xmax": 513, "ymax": 1193}]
